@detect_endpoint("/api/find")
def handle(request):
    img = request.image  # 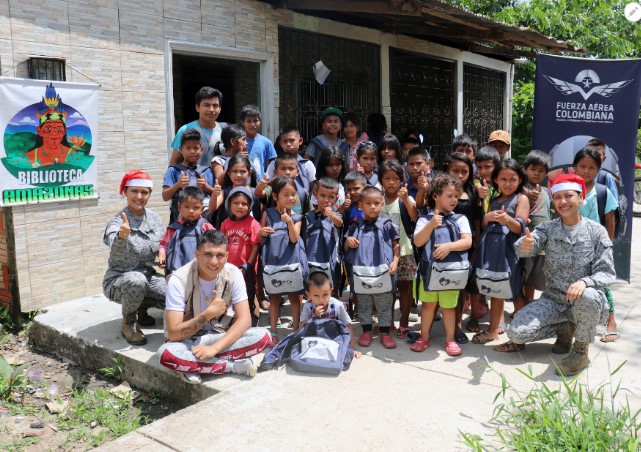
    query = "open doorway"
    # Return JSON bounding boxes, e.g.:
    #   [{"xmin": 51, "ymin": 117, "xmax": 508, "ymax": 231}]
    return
[{"xmin": 172, "ymin": 54, "xmax": 260, "ymax": 132}]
